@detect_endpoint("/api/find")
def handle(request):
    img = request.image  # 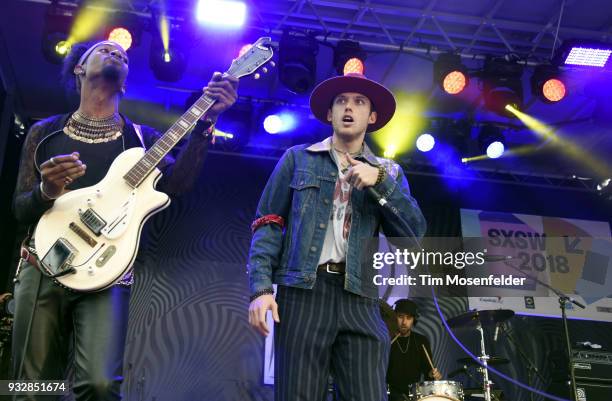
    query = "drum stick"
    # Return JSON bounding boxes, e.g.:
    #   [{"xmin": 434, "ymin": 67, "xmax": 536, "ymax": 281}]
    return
[
  {"xmin": 391, "ymin": 333, "xmax": 400, "ymax": 344},
  {"xmin": 422, "ymin": 344, "xmax": 435, "ymax": 370}
]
